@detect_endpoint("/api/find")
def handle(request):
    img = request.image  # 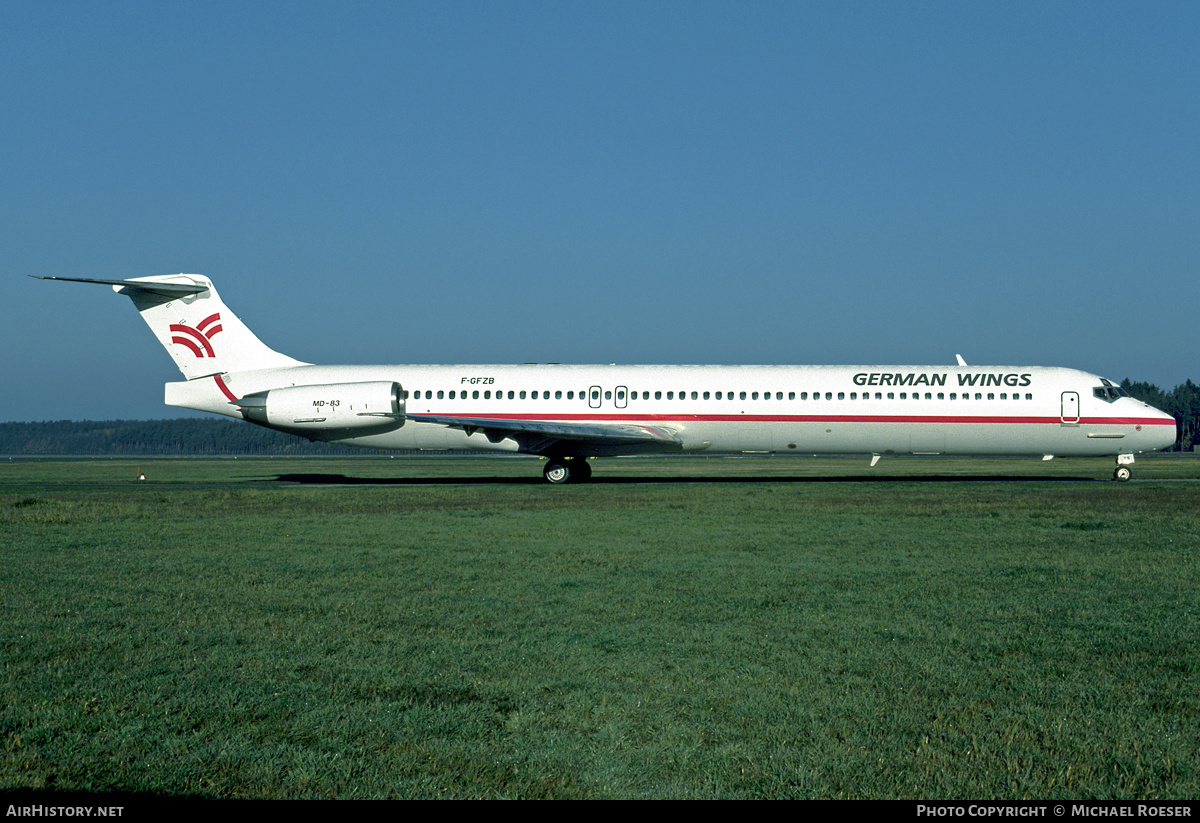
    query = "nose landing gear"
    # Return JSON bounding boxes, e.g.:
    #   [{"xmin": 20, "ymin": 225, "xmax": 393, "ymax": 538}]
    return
[{"xmin": 1113, "ymin": 453, "xmax": 1134, "ymax": 482}]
